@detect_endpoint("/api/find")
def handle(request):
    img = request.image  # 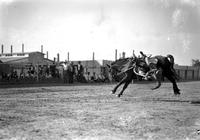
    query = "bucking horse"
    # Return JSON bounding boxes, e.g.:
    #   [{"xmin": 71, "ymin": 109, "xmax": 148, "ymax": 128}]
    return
[{"xmin": 107, "ymin": 52, "xmax": 180, "ymax": 97}]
